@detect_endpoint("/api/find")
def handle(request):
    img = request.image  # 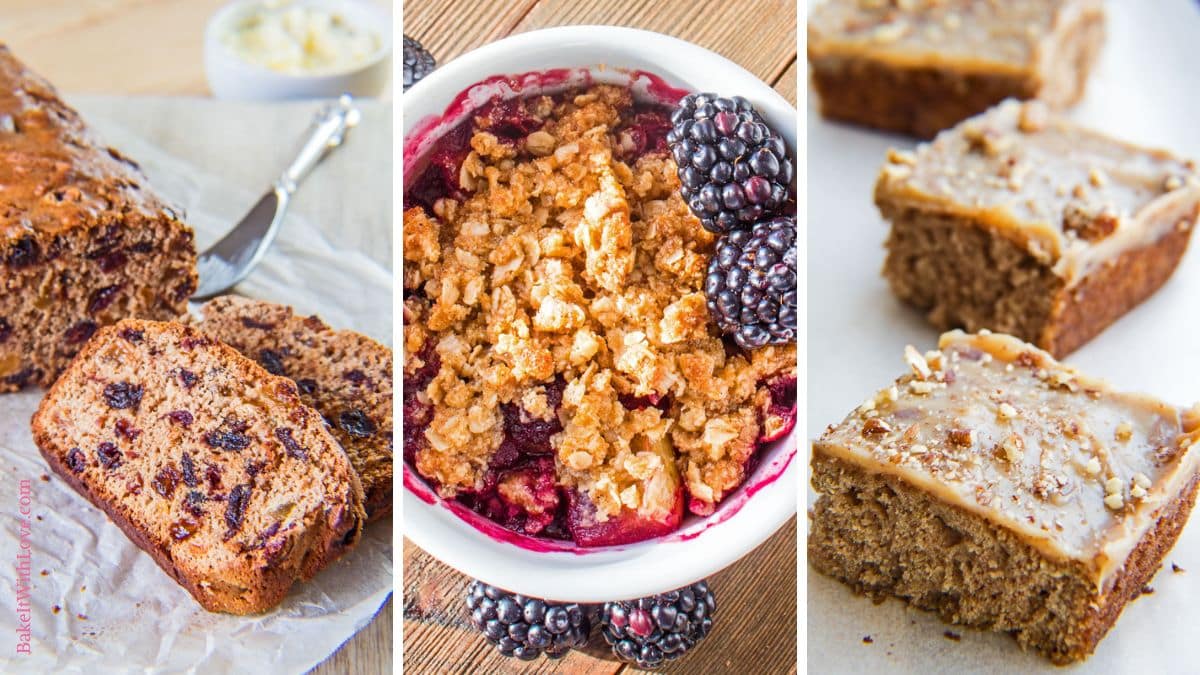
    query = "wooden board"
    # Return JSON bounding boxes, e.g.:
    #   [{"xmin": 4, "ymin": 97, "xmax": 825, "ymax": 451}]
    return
[
  {"xmin": 403, "ymin": 519, "xmax": 797, "ymax": 674},
  {"xmin": 404, "ymin": 0, "xmax": 797, "ymax": 105},
  {"xmin": 0, "ymin": 0, "xmax": 393, "ymax": 96},
  {"xmin": 402, "ymin": 1, "xmax": 798, "ymax": 671}
]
